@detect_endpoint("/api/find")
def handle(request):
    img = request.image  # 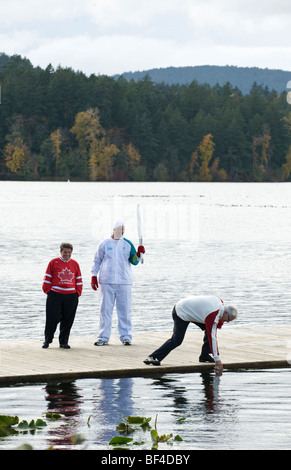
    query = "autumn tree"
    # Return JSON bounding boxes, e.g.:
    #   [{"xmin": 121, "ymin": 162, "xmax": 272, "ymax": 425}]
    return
[
  {"xmin": 210, "ymin": 157, "xmax": 228, "ymax": 181},
  {"xmin": 111, "ymin": 142, "xmax": 144, "ymax": 180},
  {"xmin": 71, "ymin": 108, "xmax": 103, "ymax": 150},
  {"xmin": 50, "ymin": 129, "xmax": 62, "ymax": 171},
  {"xmin": 4, "ymin": 134, "xmax": 31, "ymax": 175},
  {"xmin": 71, "ymin": 108, "xmax": 120, "ymax": 180},
  {"xmin": 189, "ymin": 134, "xmax": 215, "ymax": 181},
  {"xmin": 1, "ymin": 54, "xmax": 291, "ymax": 182},
  {"xmin": 89, "ymin": 137, "xmax": 119, "ymax": 181},
  {"xmin": 124, "ymin": 142, "xmax": 144, "ymax": 180},
  {"xmin": 252, "ymin": 126, "xmax": 272, "ymax": 180}
]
